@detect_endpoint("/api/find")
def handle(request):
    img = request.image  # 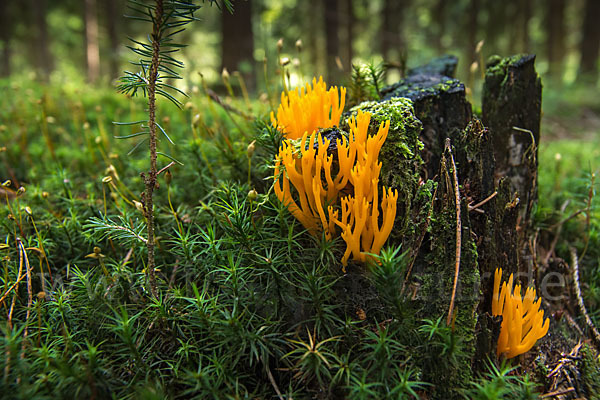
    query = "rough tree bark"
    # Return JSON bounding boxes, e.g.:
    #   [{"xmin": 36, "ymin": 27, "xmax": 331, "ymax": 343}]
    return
[
  {"xmin": 482, "ymin": 54, "xmax": 541, "ymax": 243},
  {"xmin": 381, "ymin": 55, "xmax": 471, "ymax": 180}
]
